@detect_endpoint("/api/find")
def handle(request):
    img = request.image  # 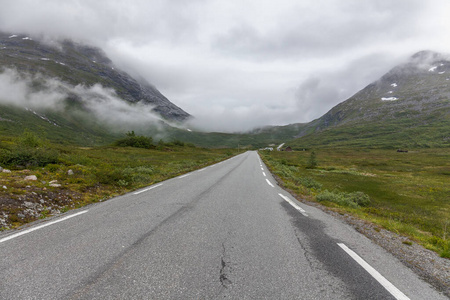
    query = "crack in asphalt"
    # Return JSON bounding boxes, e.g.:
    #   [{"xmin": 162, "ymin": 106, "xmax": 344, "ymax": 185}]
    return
[
  {"xmin": 294, "ymin": 230, "xmax": 315, "ymax": 270},
  {"xmin": 219, "ymin": 242, "xmax": 232, "ymax": 288}
]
